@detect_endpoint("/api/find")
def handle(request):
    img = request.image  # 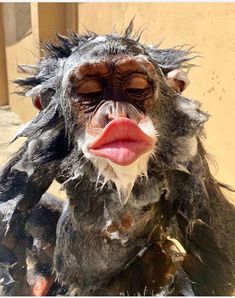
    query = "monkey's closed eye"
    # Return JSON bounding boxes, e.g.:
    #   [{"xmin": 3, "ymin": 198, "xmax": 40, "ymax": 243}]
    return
[
  {"xmin": 124, "ymin": 75, "xmax": 149, "ymax": 91},
  {"xmin": 77, "ymin": 79, "xmax": 103, "ymax": 95}
]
